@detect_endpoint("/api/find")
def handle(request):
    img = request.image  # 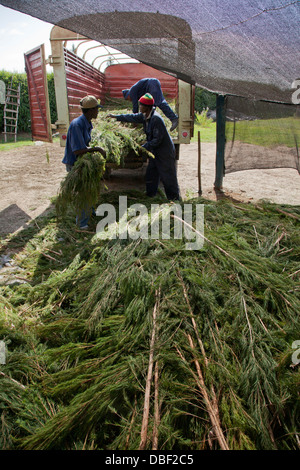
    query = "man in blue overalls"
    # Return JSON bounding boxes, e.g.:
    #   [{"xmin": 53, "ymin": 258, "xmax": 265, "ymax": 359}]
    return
[
  {"xmin": 122, "ymin": 78, "xmax": 179, "ymax": 132},
  {"xmin": 62, "ymin": 95, "xmax": 106, "ymax": 229},
  {"xmin": 108, "ymin": 93, "xmax": 180, "ymax": 201}
]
